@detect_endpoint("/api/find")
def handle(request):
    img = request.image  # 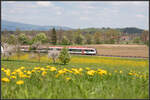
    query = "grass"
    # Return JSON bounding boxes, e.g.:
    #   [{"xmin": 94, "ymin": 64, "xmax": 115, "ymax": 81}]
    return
[{"xmin": 1, "ymin": 53, "xmax": 149, "ymax": 99}]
